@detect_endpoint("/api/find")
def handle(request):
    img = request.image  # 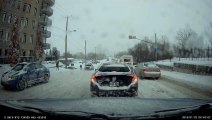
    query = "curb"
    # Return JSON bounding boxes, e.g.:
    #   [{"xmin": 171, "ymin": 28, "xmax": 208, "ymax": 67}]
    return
[{"xmin": 161, "ymin": 75, "xmax": 212, "ymax": 97}]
